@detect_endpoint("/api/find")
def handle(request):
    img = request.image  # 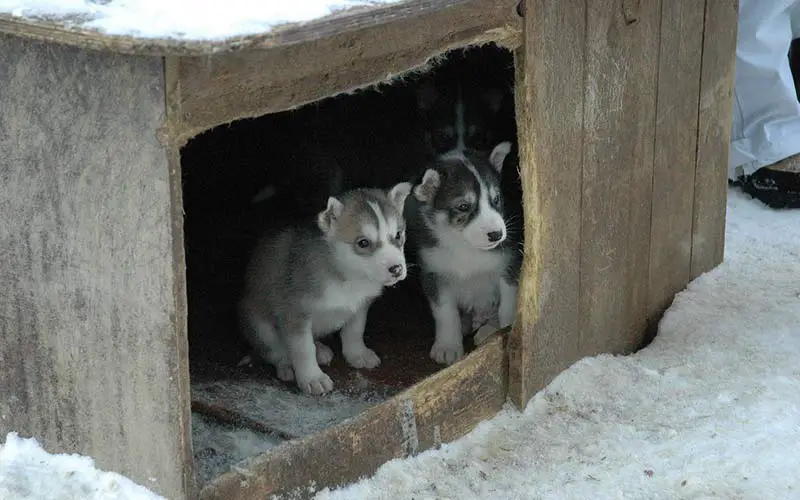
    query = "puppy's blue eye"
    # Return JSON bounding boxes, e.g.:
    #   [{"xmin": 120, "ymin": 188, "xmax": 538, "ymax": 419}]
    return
[
  {"xmin": 492, "ymin": 194, "xmax": 500, "ymax": 205},
  {"xmin": 457, "ymin": 203, "xmax": 470, "ymax": 212},
  {"xmin": 356, "ymin": 238, "xmax": 371, "ymax": 249},
  {"xmin": 394, "ymin": 231, "xmax": 403, "ymax": 241}
]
